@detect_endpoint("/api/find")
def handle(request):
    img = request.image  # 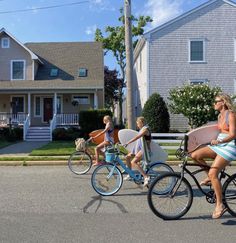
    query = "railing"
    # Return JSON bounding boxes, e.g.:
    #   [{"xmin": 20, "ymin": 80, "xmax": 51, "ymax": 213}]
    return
[
  {"xmin": 151, "ymin": 133, "xmax": 185, "ymax": 150},
  {"xmin": 23, "ymin": 114, "xmax": 30, "ymax": 141},
  {"xmin": 50, "ymin": 114, "xmax": 57, "ymax": 141},
  {"xmin": 0, "ymin": 112, "xmax": 28, "ymax": 125},
  {"xmin": 56, "ymin": 113, "xmax": 79, "ymax": 125}
]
